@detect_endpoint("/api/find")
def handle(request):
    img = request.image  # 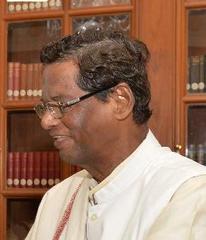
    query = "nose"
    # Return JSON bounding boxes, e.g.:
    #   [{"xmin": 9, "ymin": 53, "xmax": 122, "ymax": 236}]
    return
[{"xmin": 40, "ymin": 111, "xmax": 60, "ymax": 130}]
